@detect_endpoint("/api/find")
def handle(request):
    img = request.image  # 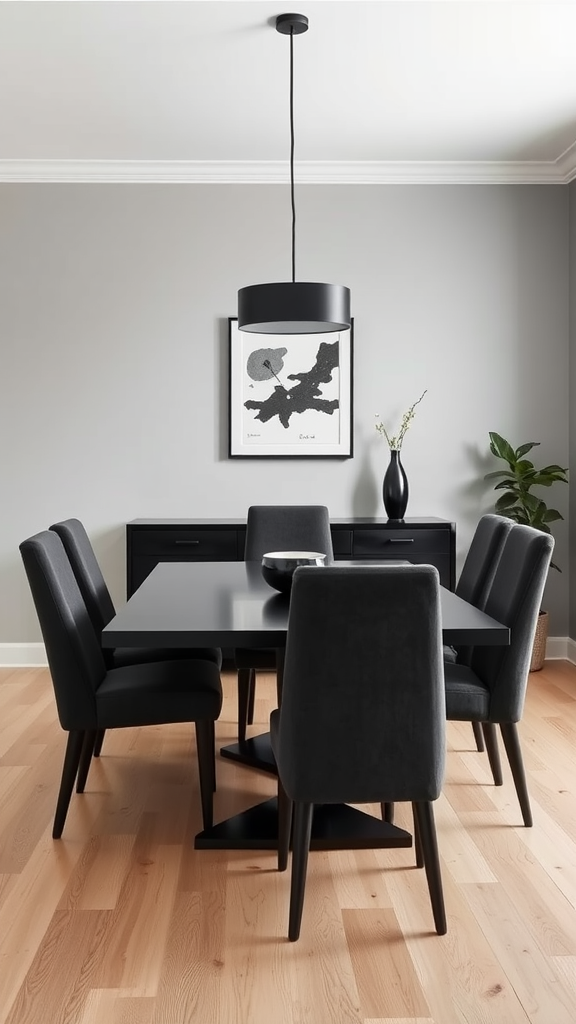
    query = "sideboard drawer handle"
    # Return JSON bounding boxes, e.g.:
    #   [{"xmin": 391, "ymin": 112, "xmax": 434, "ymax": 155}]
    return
[
  {"xmin": 386, "ymin": 537, "xmax": 414, "ymax": 544},
  {"xmin": 174, "ymin": 540, "xmax": 200, "ymax": 546}
]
